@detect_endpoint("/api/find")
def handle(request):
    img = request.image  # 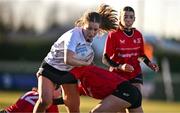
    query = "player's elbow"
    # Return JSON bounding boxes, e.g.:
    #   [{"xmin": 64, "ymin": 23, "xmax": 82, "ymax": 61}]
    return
[
  {"xmin": 64, "ymin": 55, "xmax": 71, "ymax": 65},
  {"xmin": 64, "ymin": 58, "xmax": 68, "ymax": 64},
  {"xmin": 64, "ymin": 58, "xmax": 73, "ymax": 65}
]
